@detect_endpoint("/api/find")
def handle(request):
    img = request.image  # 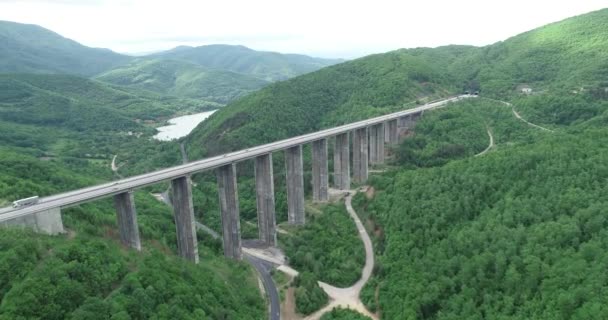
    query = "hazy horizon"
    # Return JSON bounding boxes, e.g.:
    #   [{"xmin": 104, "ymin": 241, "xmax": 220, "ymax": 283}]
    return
[{"xmin": 0, "ymin": 0, "xmax": 606, "ymax": 59}]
